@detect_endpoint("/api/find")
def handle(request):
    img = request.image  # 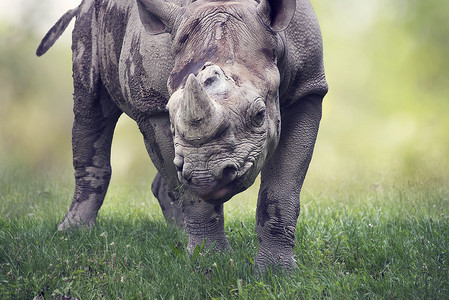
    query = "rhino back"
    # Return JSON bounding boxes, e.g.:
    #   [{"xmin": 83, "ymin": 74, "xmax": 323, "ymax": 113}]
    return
[
  {"xmin": 73, "ymin": 0, "xmax": 326, "ymax": 116},
  {"xmin": 278, "ymin": 0, "xmax": 328, "ymax": 109},
  {"xmin": 85, "ymin": 0, "xmax": 175, "ymax": 118}
]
